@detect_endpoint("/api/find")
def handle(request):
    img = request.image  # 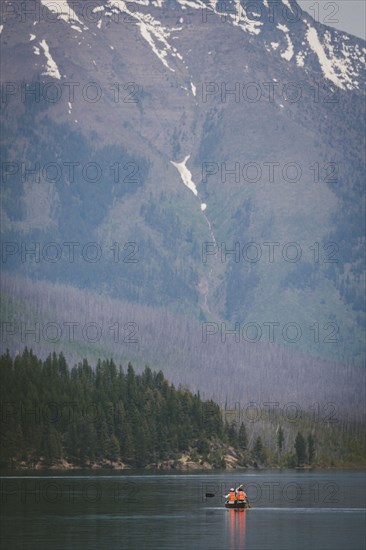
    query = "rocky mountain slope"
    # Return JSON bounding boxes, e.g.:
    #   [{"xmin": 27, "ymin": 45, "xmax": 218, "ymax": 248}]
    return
[{"xmin": 1, "ymin": 1, "xmax": 365, "ymax": 390}]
